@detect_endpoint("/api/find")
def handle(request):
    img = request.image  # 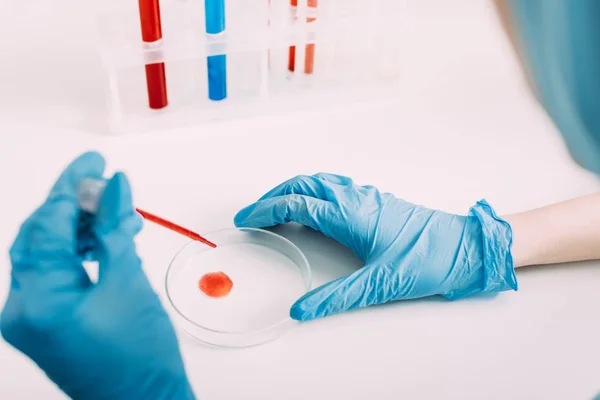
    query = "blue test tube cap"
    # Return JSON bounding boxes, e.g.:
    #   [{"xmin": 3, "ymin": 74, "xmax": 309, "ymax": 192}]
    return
[{"xmin": 205, "ymin": 0, "xmax": 225, "ymax": 34}]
